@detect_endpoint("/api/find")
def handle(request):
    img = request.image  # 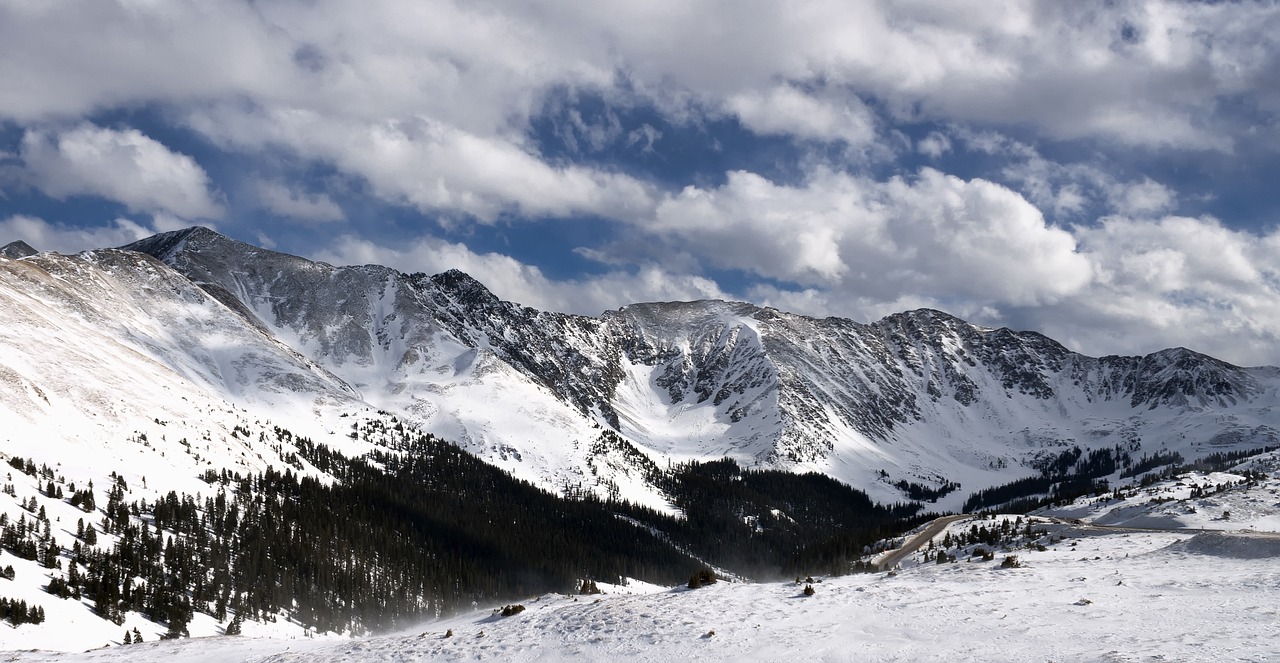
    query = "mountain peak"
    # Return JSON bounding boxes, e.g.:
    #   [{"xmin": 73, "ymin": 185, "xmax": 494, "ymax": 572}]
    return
[
  {"xmin": 122, "ymin": 226, "xmax": 232, "ymax": 263},
  {"xmin": 428, "ymin": 268, "xmax": 500, "ymax": 306},
  {"xmin": 1, "ymin": 240, "xmax": 37, "ymax": 259}
]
